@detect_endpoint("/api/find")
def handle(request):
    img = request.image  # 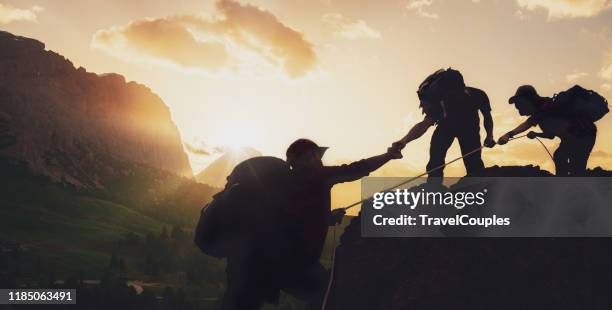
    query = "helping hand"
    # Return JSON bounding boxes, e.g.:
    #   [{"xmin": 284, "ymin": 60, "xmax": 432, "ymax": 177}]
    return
[
  {"xmin": 498, "ymin": 133, "xmax": 511, "ymax": 145},
  {"xmin": 527, "ymin": 131, "xmax": 539, "ymax": 139},
  {"xmin": 329, "ymin": 209, "xmax": 346, "ymax": 226},
  {"xmin": 387, "ymin": 141, "xmax": 405, "ymax": 159},
  {"xmin": 483, "ymin": 135, "xmax": 496, "ymax": 148}
]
